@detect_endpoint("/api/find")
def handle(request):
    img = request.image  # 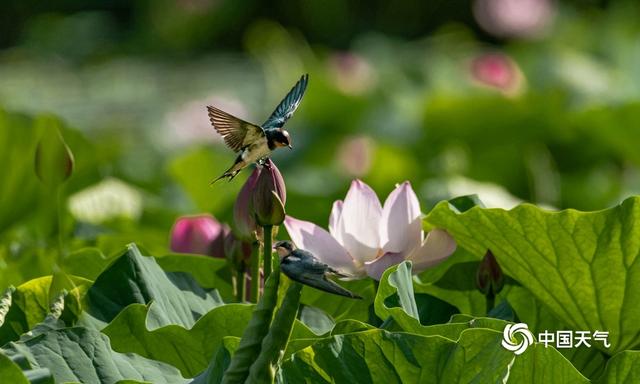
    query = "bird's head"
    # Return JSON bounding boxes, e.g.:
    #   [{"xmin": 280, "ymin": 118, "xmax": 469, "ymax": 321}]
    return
[
  {"xmin": 274, "ymin": 240, "xmax": 295, "ymax": 258},
  {"xmin": 273, "ymin": 129, "xmax": 292, "ymax": 149}
]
